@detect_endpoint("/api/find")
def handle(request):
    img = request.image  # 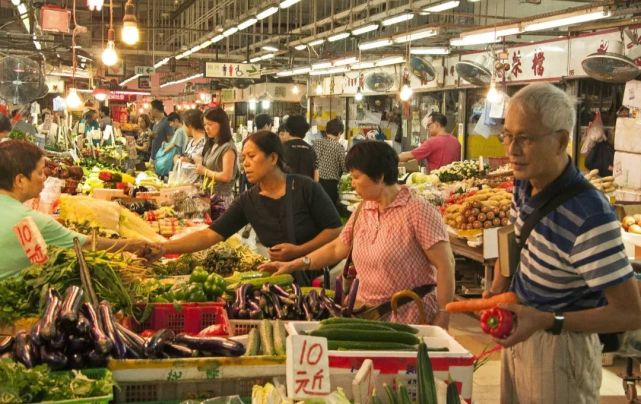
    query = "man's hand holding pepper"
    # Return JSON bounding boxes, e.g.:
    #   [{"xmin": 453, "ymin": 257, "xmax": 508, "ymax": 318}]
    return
[{"xmin": 492, "ymin": 303, "xmax": 554, "ymax": 348}]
